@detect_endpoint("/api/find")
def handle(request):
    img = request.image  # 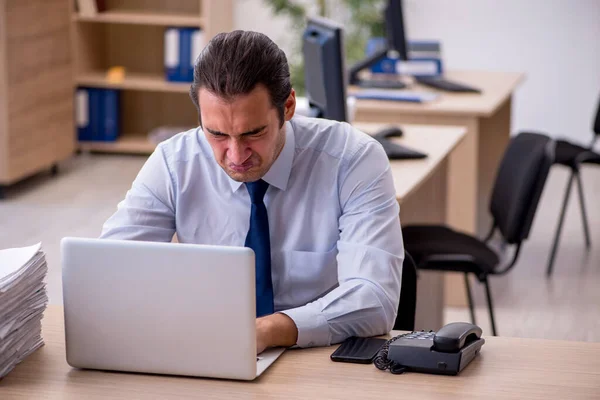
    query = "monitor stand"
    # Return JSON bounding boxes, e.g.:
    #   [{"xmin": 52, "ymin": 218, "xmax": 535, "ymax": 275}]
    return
[{"xmin": 349, "ymin": 48, "xmax": 406, "ymax": 90}]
